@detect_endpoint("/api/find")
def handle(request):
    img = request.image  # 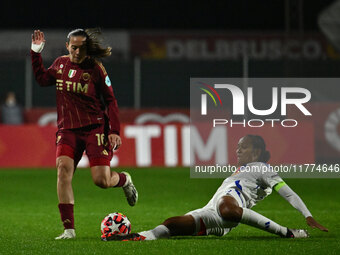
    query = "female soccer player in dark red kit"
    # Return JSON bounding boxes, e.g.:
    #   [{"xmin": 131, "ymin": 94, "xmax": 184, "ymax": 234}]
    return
[{"xmin": 31, "ymin": 29, "xmax": 138, "ymax": 239}]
